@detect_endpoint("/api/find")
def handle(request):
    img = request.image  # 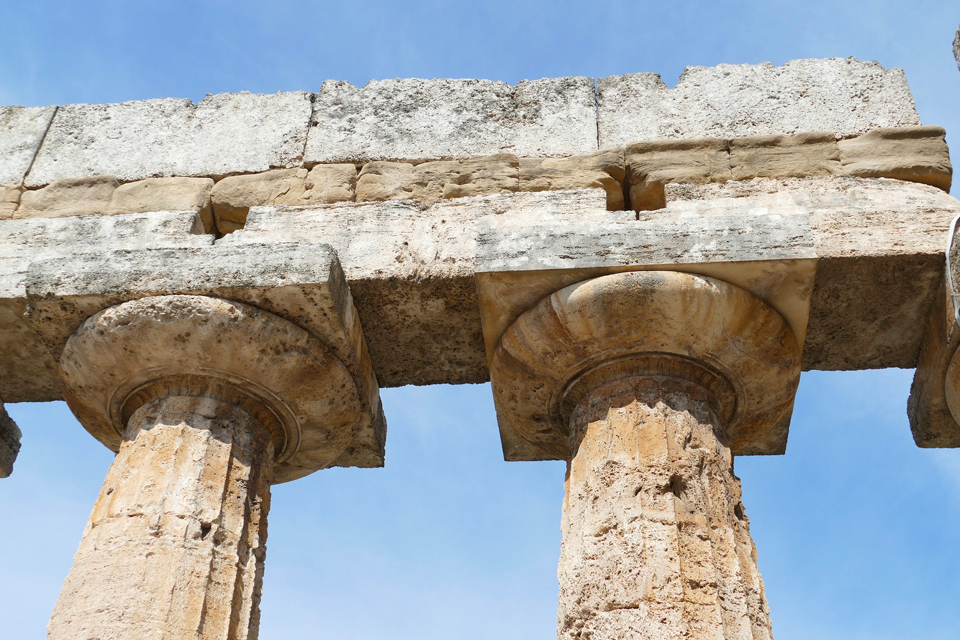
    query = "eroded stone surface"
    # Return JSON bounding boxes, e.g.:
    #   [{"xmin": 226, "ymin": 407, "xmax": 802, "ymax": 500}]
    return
[
  {"xmin": 47, "ymin": 395, "xmax": 273, "ymax": 640},
  {"xmin": 27, "ymin": 92, "xmax": 312, "ymax": 187},
  {"xmin": 486, "ymin": 271, "xmax": 801, "ymax": 460},
  {"xmin": 0, "ymin": 210, "xmax": 210, "ymax": 402},
  {"xmin": 599, "ymin": 58, "xmax": 920, "ymax": 147},
  {"xmin": 211, "ymin": 168, "xmax": 308, "ymax": 232},
  {"xmin": 0, "ymin": 402, "xmax": 21, "ymax": 478},
  {"xmin": 519, "ymin": 150, "xmax": 625, "ymax": 210},
  {"xmin": 303, "ymin": 163, "xmax": 358, "ymax": 204},
  {"xmin": 24, "ymin": 246, "xmax": 384, "ymax": 472},
  {"xmin": 0, "ymin": 184, "xmax": 22, "ymax": 219},
  {"xmin": 559, "ymin": 376, "xmax": 771, "ymax": 639},
  {"xmin": 109, "ymin": 177, "xmax": 215, "ymax": 232},
  {"xmin": 307, "ymin": 77, "xmax": 597, "ymax": 163},
  {"xmin": 0, "ymin": 105, "xmax": 56, "ymax": 186},
  {"xmin": 17, "ymin": 175, "xmax": 118, "ymax": 219},
  {"xmin": 838, "ymin": 126, "xmax": 952, "ymax": 192},
  {"xmin": 355, "ymin": 154, "xmax": 519, "ymax": 204}
]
